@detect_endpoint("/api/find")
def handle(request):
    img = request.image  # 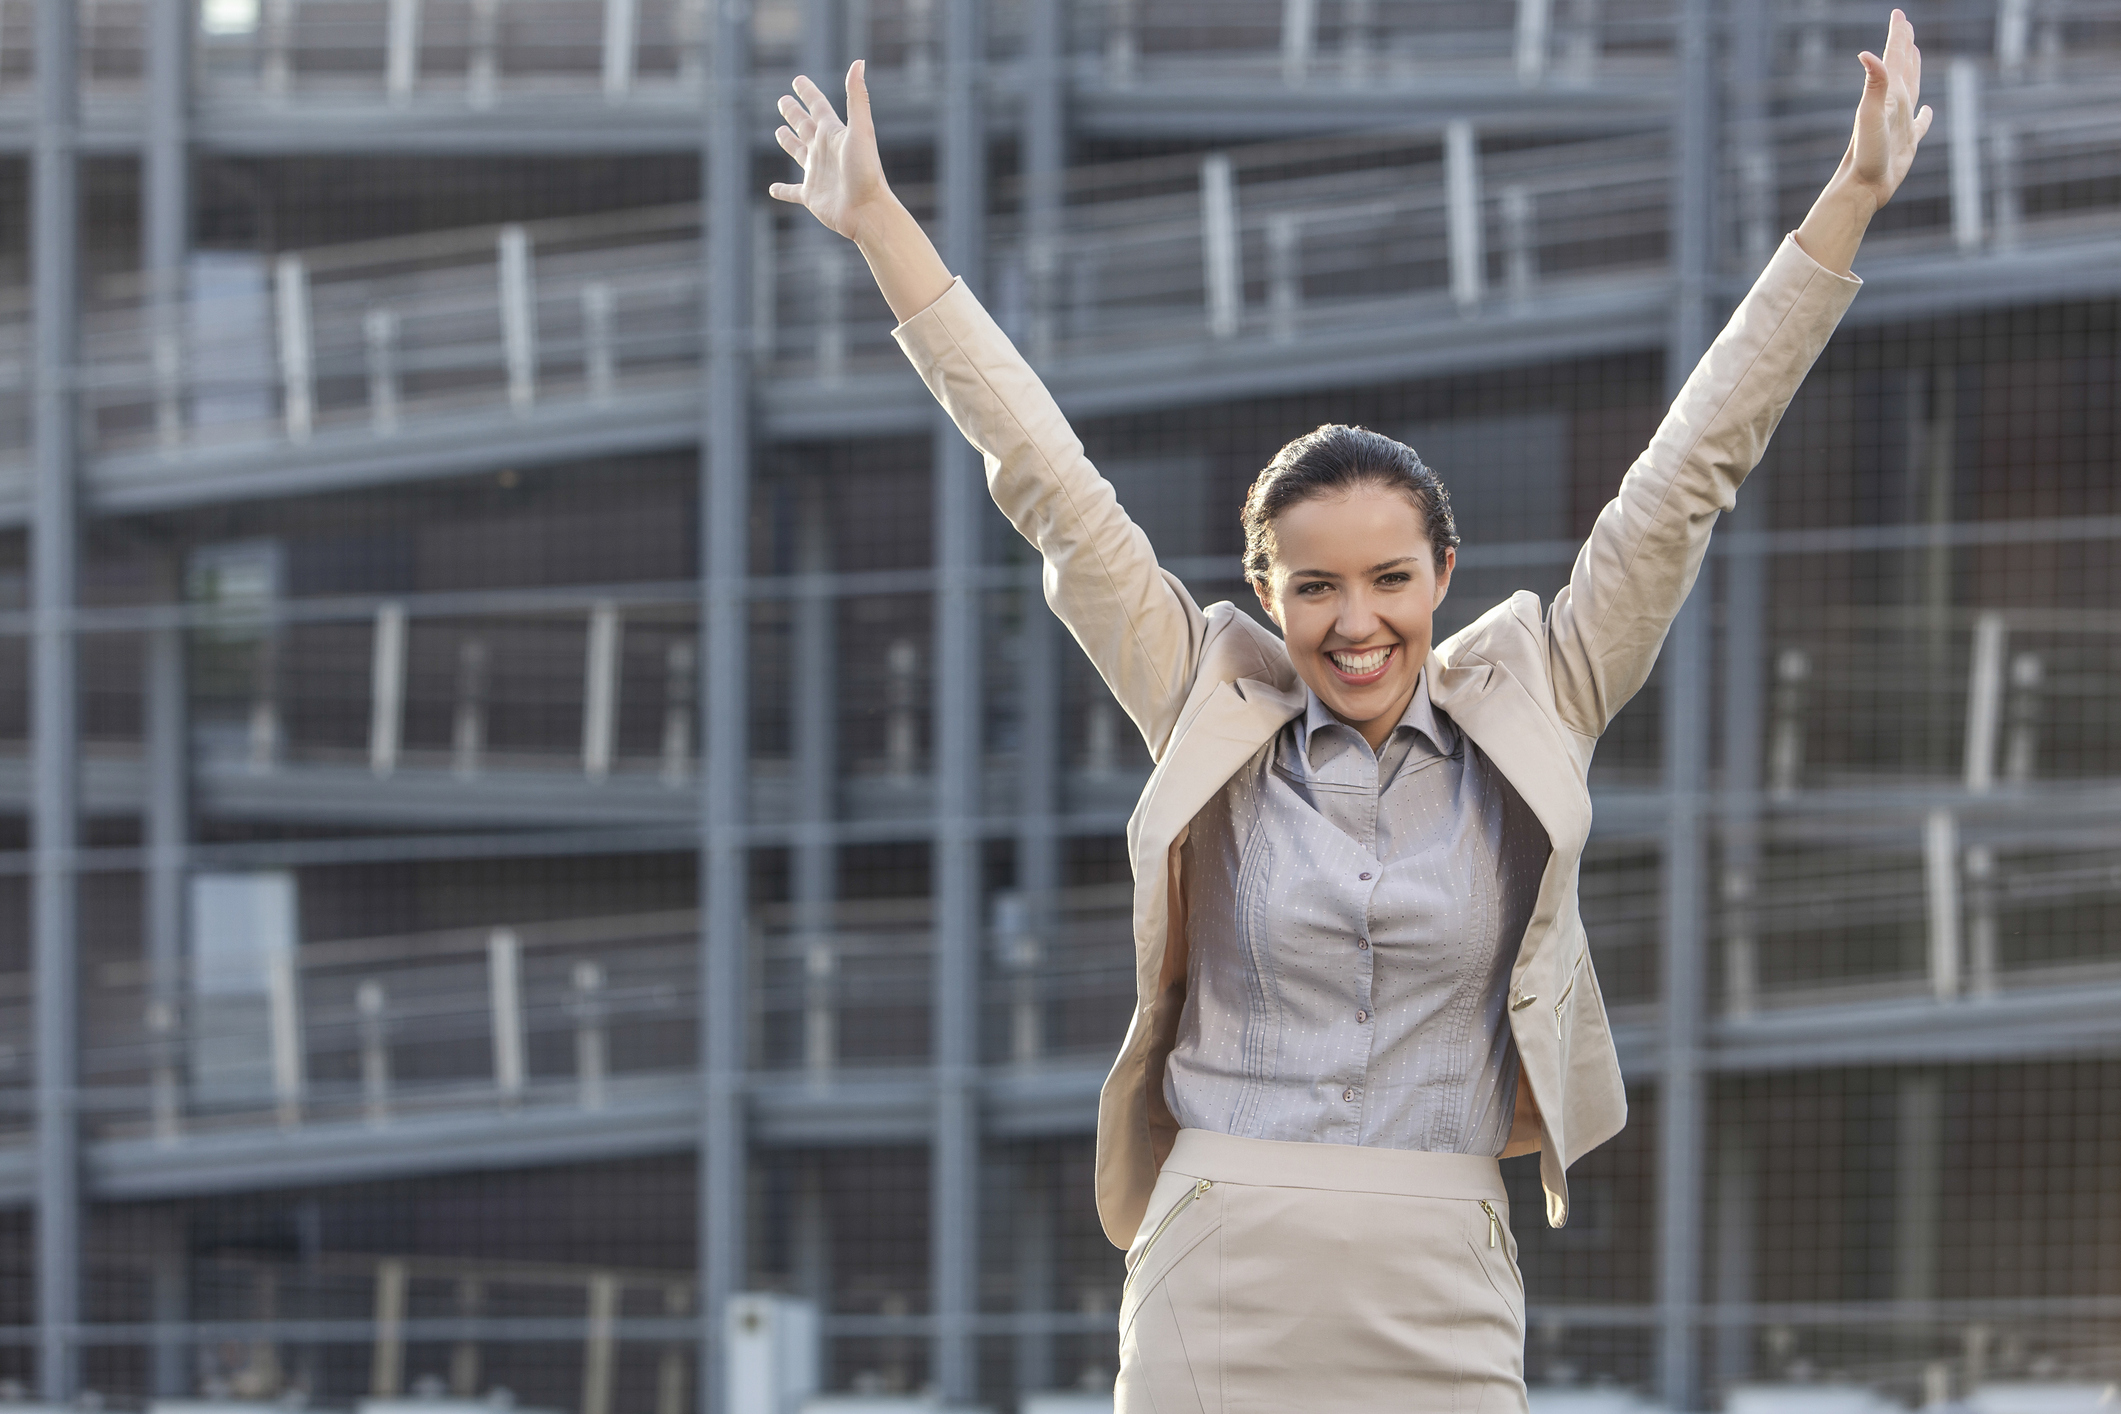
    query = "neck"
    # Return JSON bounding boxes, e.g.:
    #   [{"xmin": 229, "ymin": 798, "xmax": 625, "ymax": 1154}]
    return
[{"xmin": 1327, "ymin": 682, "xmax": 1416, "ymax": 754}]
